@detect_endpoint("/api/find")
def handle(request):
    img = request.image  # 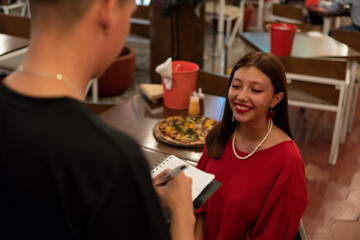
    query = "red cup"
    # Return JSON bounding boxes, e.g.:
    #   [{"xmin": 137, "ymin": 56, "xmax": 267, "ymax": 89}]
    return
[
  {"xmin": 305, "ymin": 0, "xmax": 320, "ymax": 7},
  {"xmin": 269, "ymin": 23, "xmax": 297, "ymax": 57}
]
